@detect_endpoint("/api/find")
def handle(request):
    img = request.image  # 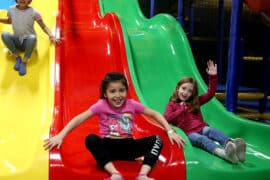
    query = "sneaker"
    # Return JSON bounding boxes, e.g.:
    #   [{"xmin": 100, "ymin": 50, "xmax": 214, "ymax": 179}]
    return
[
  {"xmin": 14, "ymin": 56, "xmax": 22, "ymax": 71},
  {"xmin": 19, "ymin": 61, "xmax": 27, "ymax": 76},
  {"xmin": 104, "ymin": 172, "xmax": 123, "ymax": 180},
  {"xmin": 224, "ymin": 141, "xmax": 239, "ymax": 164},
  {"xmin": 136, "ymin": 173, "xmax": 154, "ymax": 180},
  {"xmin": 234, "ymin": 138, "xmax": 246, "ymax": 162}
]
